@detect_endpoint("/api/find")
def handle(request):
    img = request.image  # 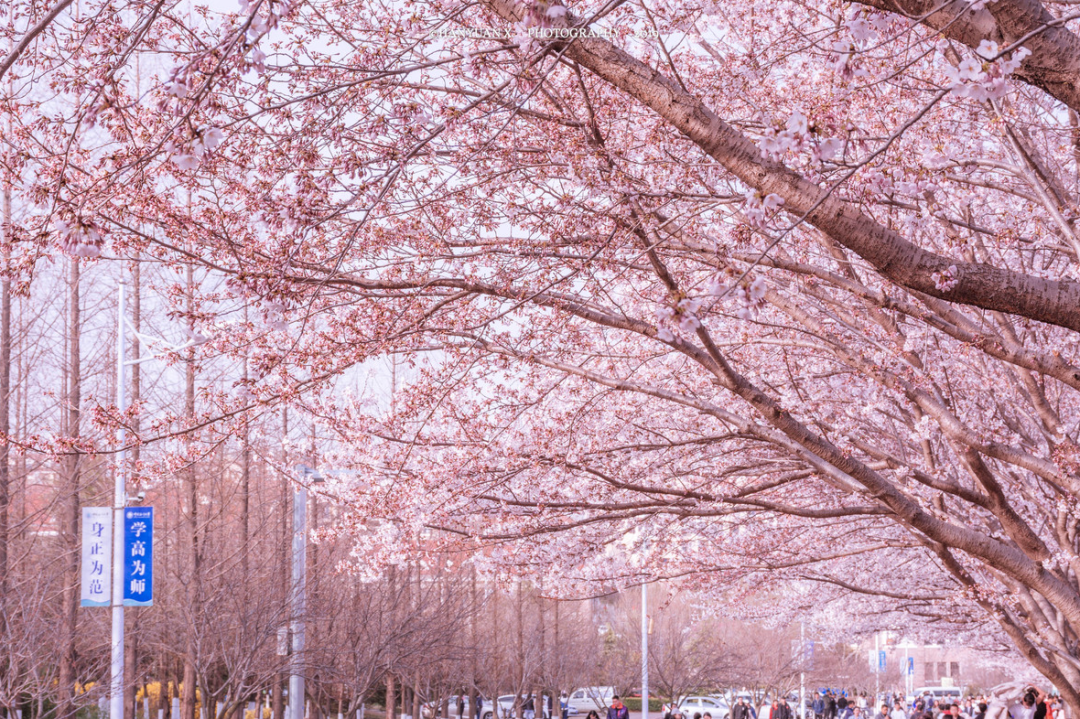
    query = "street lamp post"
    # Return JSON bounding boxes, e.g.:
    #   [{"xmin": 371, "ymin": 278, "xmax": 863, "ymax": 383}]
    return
[
  {"xmin": 109, "ymin": 284, "xmax": 128, "ymax": 719},
  {"xmin": 290, "ymin": 464, "xmax": 323, "ymax": 719},
  {"xmin": 874, "ymin": 633, "xmax": 880, "ymax": 705},
  {"xmin": 110, "ymin": 282, "xmax": 204, "ymax": 719}
]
